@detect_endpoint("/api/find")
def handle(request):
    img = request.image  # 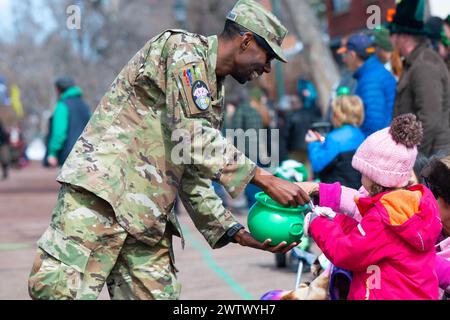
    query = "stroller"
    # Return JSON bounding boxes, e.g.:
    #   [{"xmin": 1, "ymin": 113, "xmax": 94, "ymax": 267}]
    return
[{"xmin": 261, "ymin": 253, "xmax": 352, "ymax": 300}]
